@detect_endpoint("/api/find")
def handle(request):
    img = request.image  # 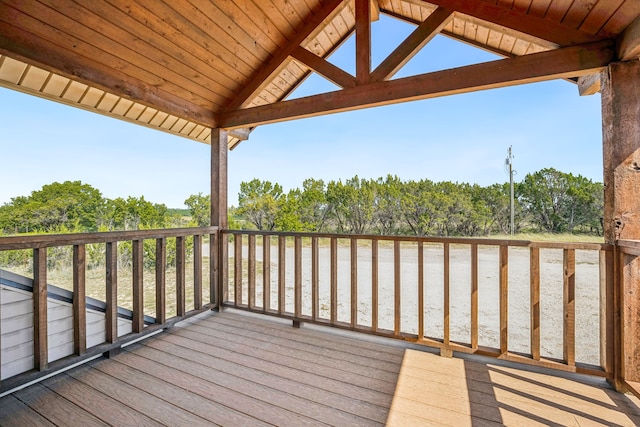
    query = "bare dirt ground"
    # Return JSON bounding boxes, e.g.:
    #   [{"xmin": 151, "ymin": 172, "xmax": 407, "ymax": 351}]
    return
[{"xmin": 233, "ymin": 242, "xmax": 602, "ymax": 367}]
